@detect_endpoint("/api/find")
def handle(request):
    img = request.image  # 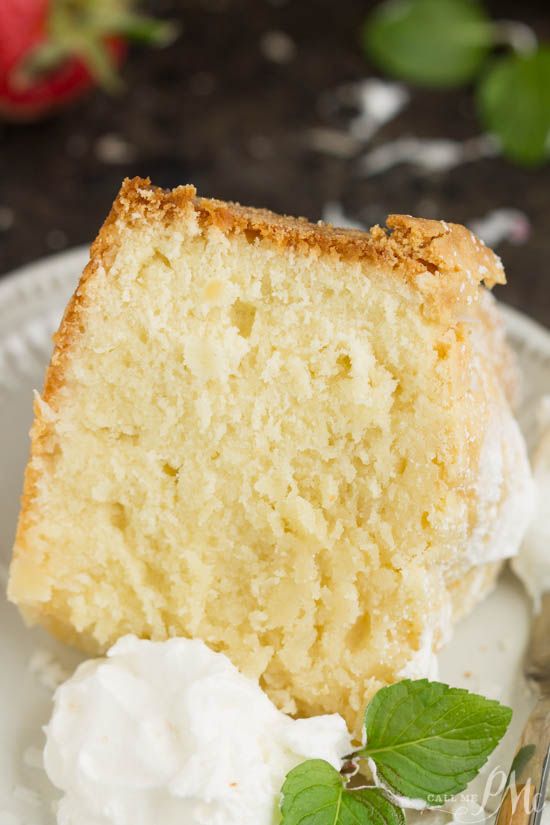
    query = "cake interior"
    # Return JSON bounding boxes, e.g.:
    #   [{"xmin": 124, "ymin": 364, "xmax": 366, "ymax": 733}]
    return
[{"xmin": 9, "ymin": 191, "xmax": 527, "ymax": 732}]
